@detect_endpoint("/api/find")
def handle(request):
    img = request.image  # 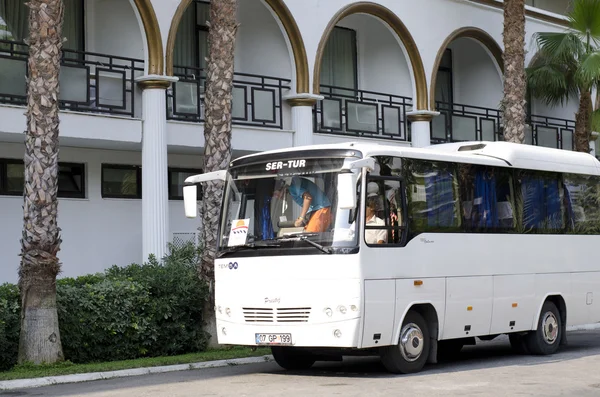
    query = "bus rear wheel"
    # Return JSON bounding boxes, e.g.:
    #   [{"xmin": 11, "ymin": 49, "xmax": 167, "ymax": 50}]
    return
[
  {"xmin": 525, "ymin": 301, "xmax": 562, "ymax": 355},
  {"xmin": 271, "ymin": 347, "xmax": 316, "ymax": 370},
  {"xmin": 380, "ymin": 310, "xmax": 430, "ymax": 374}
]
